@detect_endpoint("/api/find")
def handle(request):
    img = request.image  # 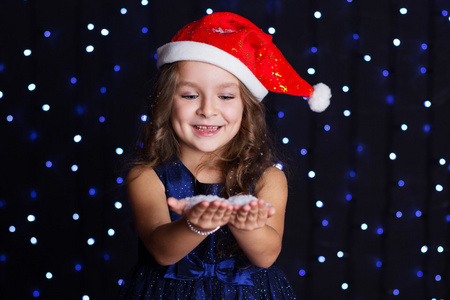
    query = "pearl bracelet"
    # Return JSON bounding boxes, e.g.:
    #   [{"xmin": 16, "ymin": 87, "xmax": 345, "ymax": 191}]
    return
[{"xmin": 186, "ymin": 219, "xmax": 220, "ymax": 236}]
